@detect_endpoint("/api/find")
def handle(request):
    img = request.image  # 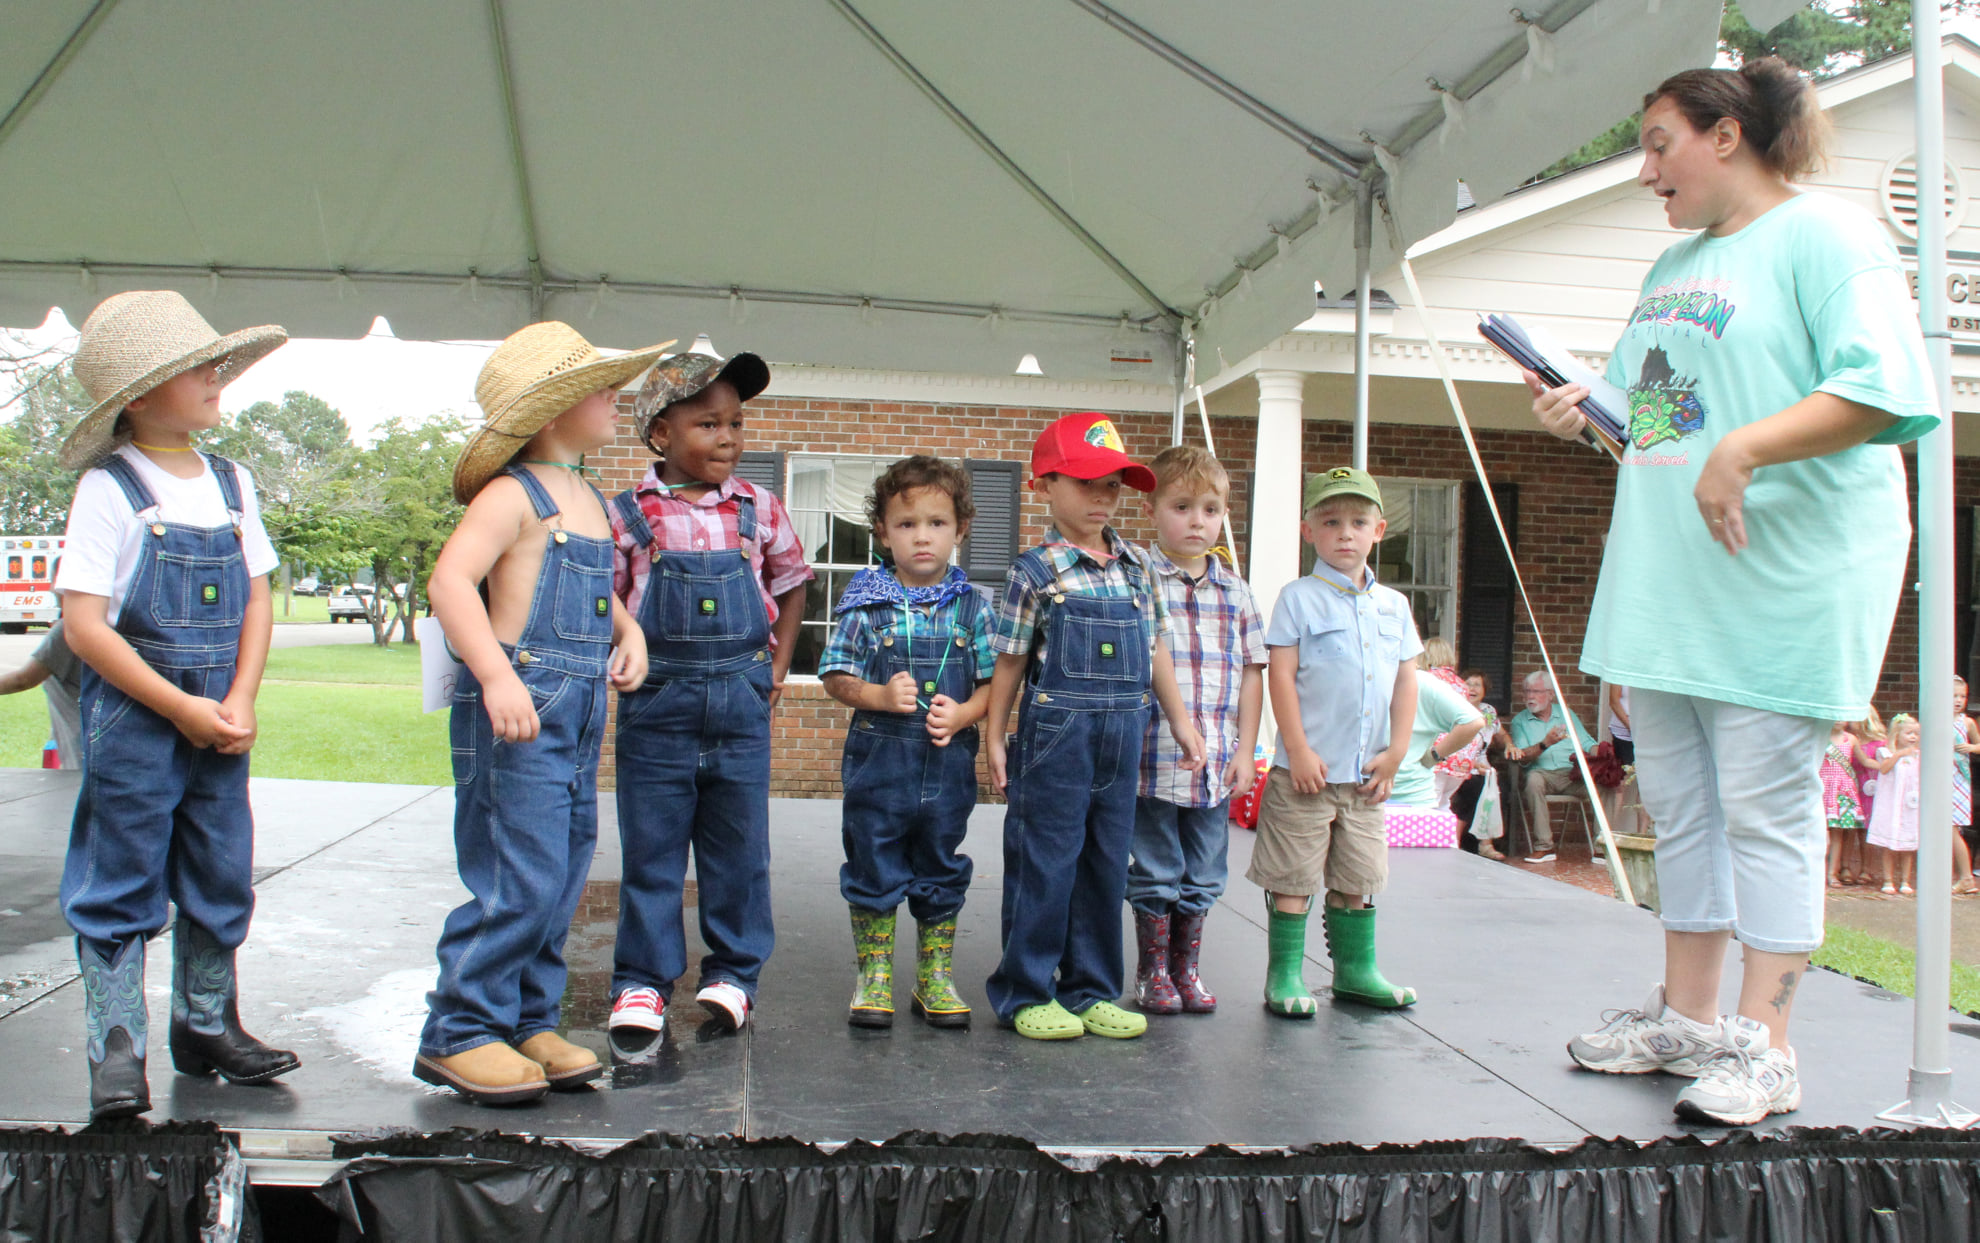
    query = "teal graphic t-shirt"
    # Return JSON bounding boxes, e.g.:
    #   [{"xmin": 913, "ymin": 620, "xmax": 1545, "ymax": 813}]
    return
[{"xmin": 1583, "ymin": 192, "xmax": 1939, "ymax": 719}]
